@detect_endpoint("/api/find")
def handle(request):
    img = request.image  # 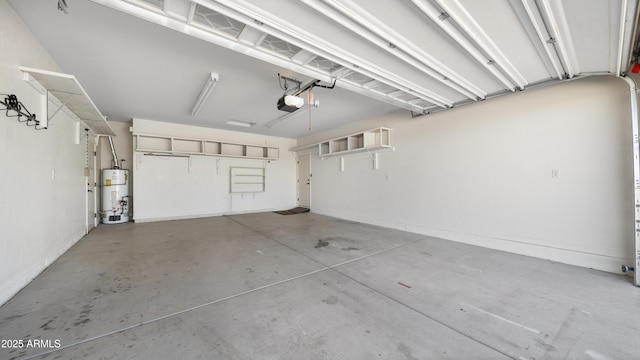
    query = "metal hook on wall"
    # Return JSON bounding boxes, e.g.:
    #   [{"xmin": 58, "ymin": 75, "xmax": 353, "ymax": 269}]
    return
[{"xmin": 0, "ymin": 93, "xmax": 44, "ymax": 130}]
